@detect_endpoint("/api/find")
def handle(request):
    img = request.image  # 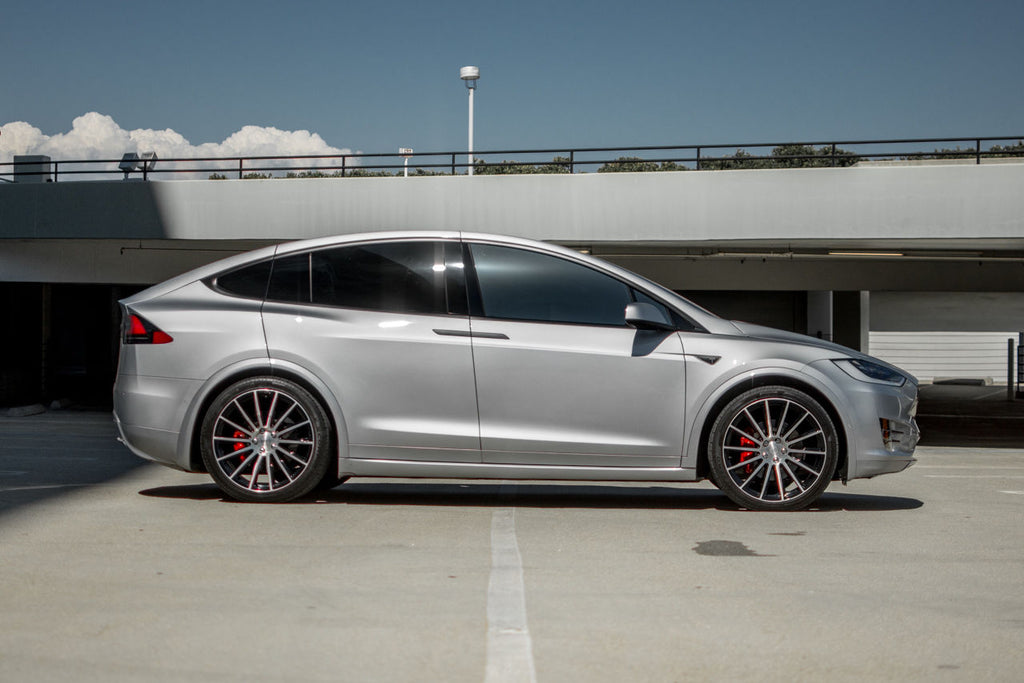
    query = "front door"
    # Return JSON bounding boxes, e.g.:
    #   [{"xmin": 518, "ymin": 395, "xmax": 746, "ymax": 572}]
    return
[{"xmin": 465, "ymin": 242, "xmax": 687, "ymax": 468}]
